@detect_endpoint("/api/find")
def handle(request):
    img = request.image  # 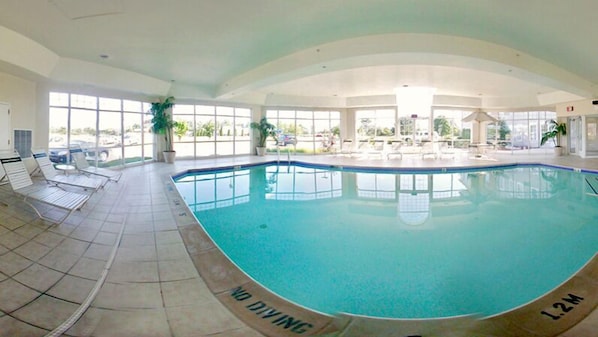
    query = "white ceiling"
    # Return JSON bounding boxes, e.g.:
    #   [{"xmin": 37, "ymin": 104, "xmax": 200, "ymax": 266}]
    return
[{"xmin": 1, "ymin": 0, "xmax": 597, "ymax": 109}]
